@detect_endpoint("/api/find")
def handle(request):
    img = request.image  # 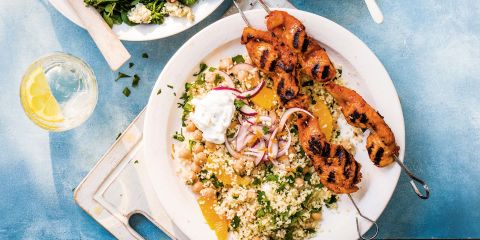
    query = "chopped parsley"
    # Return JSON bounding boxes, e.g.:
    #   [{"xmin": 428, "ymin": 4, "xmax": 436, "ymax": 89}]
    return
[
  {"xmin": 167, "ymin": 84, "xmax": 173, "ymax": 89},
  {"xmin": 252, "ymin": 177, "xmax": 261, "ymax": 185},
  {"xmin": 325, "ymin": 195, "xmax": 338, "ymax": 206},
  {"xmin": 129, "ymin": 62, "xmax": 134, "ymax": 68},
  {"xmin": 256, "ymin": 209, "xmax": 266, "ymax": 218},
  {"xmin": 230, "ymin": 215, "xmax": 240, "ymax": 230},
  {"xmin": 234, "ymin": 99, "xmax": 246, "ymax": 110},
  {"xmin": 304, "ymin": 172, "xmax": 312, "ymax": 183},
  {"xmin": 189, "ymin": 140, "xmax": 196, "ymax": 151},
  {"xmin": 262, "ymin": 125, "xmax": 269, "ymax": 135},
  {"xmin": 193, "ymin": 63, "xmax": 208, "ymax": 76},
  {"xmin": 211, "ymin": 174, "xmax": 224, "ymax": 188},
  {"xmin": 173, "ymin": 130, "xmax": 185, "ymax": 142},
  {"xmin": 134, "ymin": 160, "xmax": 139, "ymax": 164},
  {"xmin": 142, "ymin": 53, "xmax": 149, "ymax": 58},
  {"xmin": 302, "ymin": 80, "xmax": 314, "ymax": 87},
  {"xmin": 122, "ymin": 87, "xmax": 131, "ymax": 97},
  {"xmin": 285, "ymin": 175, "xmax": 295, "ymax": 185},
  {"xmin": 265, "ymin": 174, "xmax": 278, "ymax": 182},
  {"xmin": 232, "ymin": 55, "xmax": 245, "ymax": 64},
  {"xmin": 132, "ymin": 74, "xmax": 140, "ymax": 88},
  {"xmin": 195, "ymin": 72, "xmax": 206, "ymax": 85},
  {"xmin": 115, "ymin": 133, "xmax": 121, "ymax": 140},
  {"xmin": 290, "ymin": 125, "xmax": 298, "ymax": 135},
  {"xmin": 156, "ymin": 88, "xmax": 162, "ymax": 95},
  {"xmin": 214, "ymin": 73, "xmax": 223, "ymax": 85},
  {"xmin": 115, "ymin": 72, "xmax": 130, "ymax": 81},
  {"xmin": 208, "ymin": 66, "xmax": 216, "ymax": 72}
]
